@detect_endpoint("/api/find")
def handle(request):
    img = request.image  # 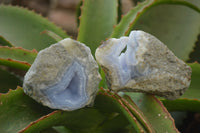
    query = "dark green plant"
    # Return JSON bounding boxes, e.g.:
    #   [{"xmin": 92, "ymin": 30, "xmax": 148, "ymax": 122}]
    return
[{"xmin": 0, "ymin": 0, "xmax": 200, "ymax": 132}]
